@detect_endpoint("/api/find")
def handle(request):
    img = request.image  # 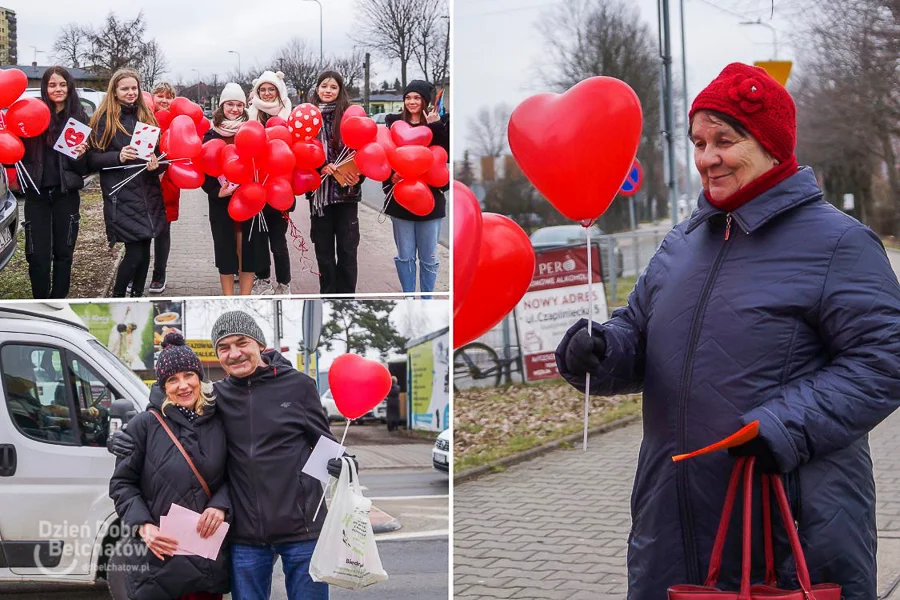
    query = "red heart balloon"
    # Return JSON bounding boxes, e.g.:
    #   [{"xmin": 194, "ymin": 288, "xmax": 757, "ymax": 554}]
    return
[
  {"xmin": 261, "ymin": 139, "xmax": 296, "ymax": 178},
  {"xmin": 170, "ymin": 97, "xmax": 204, "ymax": 124},
  {"xmin": 375, "ymin": 123, "xmax": 397, "ymax": 162},
  {"xmin": 196, "ymin": 117, "xmax": 211, "ymax": 137},
  {"xmin": 291, "ymin": 140, "xmax": 326, "ymax": 170},
  {"xmin": 508, "ymin": 76, "xmax": 643, "ymax": 223},
  {"xmin": 341, "ymin": 104, "xmax": 367, "ymax": 124},
  {"xmin": 265, "ymin": 177, "xmax": 295, "ymax": 211},
  {"xmin": 266, "ymin": 116, "xmax": 289, "ymax": 129},
  {"xmin": 167, "ymin": 160, "xmax": 205, "ymax": 189},
  {"xmin": 423, "ymin": 145, "xmax": 449, "ymax": 187},
  {"xmin": 0, "ymin": 69, "xmax": 27, "ymax": 109},
  {"xmin": 235, "ymin": 120, "xmax": 267, "ymax": 159},
  {"xmin": 328, "ymin": 354, "xmax": 392, "ymax": 420},
  {"xmin": 453, "ymin": 182, "xmax": 483, "ymax": 316},
  {"xmin": 390, "ymin": 120, "xmax": 433, "ymax": 147},
  {"xmin": 393, "ymin": 179, "xmax": 434, "ymax": 216},
  {"xmin": 354, "ymin": 142, "xmax": 391, "ymax": 181},
  {"xmin": 266, "ymin": 125, "xmax": 292, "ymax": 145},
  {"xmin": 222, "ymin": 146, "xmax": 255, "ymax": 185},
  {"xmin": 166, "ymin": 115, "xmax": 202, "ymax": 159},
  {"xmin": 155, "ymin": 110, "xmax": 174, "ymax": 130},
  {"xmin": 228, "ymin": 182, "xmax": 266, "ymax": 221},
  {"xmin": 199, "ymin": 138, "xmax": 226, "ymax": 176},
  {"xmin": 0, "ymin": 130, "xmax": 24, "ymax": 163},
  {"xmin": 389, "ymin": 146, "xmax": 433, "ymax": 179},
  {"xmin": 340, "ymin": 116, "xmax": 377, "ymax": 150},
  {"xmin": 454, "ymin": 214, "xmax": 536, "ymax": 347},
  {"xmin": 291, "ymin": 169, "xmax": 321, "ymax": 195},
  {"xmin": 6, "ymin": 98, "xmax": 51, "ymax": 138},
  {"xmin": 141, "ymin": 91, "xmax": 155, "ymax": 112}
]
